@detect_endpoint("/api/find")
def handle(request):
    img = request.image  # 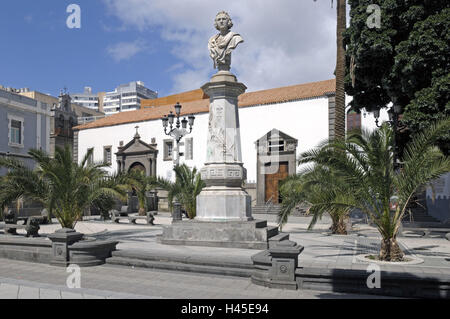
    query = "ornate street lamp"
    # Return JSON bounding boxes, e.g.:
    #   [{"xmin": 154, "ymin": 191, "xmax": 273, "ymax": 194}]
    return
[
  {"xmin": 162, "ymin": 103, "xmax": 195, "ymax": 150},
  {"xmin": 373, "ymin": 105, "xmax": 406, "ymax": 170},
  {"xmin": 161, "ymin": 102, "xmax": 195, "ymax": 221}
]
